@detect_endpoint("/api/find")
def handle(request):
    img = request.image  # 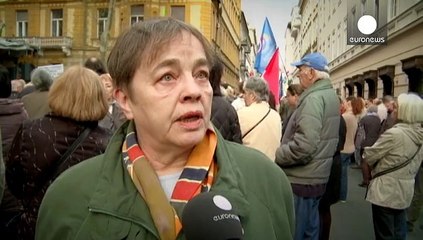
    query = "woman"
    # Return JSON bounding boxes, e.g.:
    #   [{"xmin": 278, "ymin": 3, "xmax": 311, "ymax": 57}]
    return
[
  {"xmin": 237, "ymin": 76, "xmax": 282, "ymax": 160},
  {"xmin": 319, "ymin": 97, "xmax": 346, "ymax": 240},
  {"xmin": 6, "ymin": 66, "xmax": 112, "ymax": 239},
  {"xmin": 364, "ymin": 92, "xmax": 423, "ymax": 240},
  {"xmin": 281, "ymin": 83, "xmax": 303, "ymax": 135},
  {"xmin": 36, "ymin": 18, "xmax": 295, "ymax": 240},
  {"xmin": 21, "ymin": 68, "xmax": 53, "ymax": 120},
  {"xmin": 358, "ymin": 105, "xmax": 381, "ymax": 187},
  {"xmin": 339, "ymin": 96, "xmax": 359, "ymax": 202},
  {"xmin": 353, "ymin": 97, "xmax": 367, "ymax": 167},
  {"xmin": 209, "ymin": 55, "xmax": 242, "ymax": 144},
  {"xmin": 98, "ymin": 73, "xmax": 126, "ymax": 131}
]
